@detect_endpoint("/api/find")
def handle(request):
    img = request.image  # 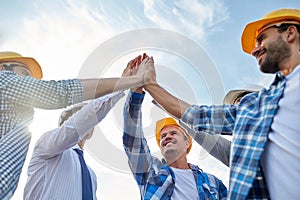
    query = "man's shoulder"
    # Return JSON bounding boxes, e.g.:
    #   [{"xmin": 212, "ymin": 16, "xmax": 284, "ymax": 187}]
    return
[{"xmin": 190, "ymin": 163, "xmax": 222, "ymax": 182}]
